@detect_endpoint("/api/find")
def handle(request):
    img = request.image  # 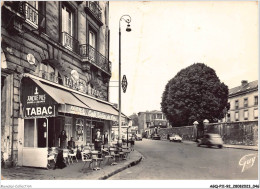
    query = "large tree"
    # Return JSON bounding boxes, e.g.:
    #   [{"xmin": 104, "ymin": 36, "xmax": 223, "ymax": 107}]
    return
[
  {"xmin": 161, "ymin": 63, "xmax": 229, "ymax": 127},
  {"xmin": 129, "ymin": 113, "xmax": 139, "ymax": 126}
]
